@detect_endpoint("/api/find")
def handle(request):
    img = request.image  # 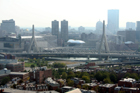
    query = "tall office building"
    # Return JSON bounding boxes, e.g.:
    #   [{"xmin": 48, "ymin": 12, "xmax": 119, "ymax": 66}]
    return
[
  {"xmin": 136, "ymin": 21, "xmax": 140, "ymax": 31},
  {"xmin": 107, "ymin": 9, "xmax": 119, "ymax": 34},
  {"xmin": 1, "ymin": 19, "xmax": 16, "ymax": 36},
  {"xmin": 96, "ymin": 20, "xmax": 103, "ymax": 31},
  {"xmin": 52, "ymin": 20, "xmax": 59, "ymax": 37},
  {"xmin": 126, "ymin": 22, "xmax": 135, "ymax": 30},
  {"xmin": 61, "ymin": 20, "xmax": 68, "ymax": 42}
]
